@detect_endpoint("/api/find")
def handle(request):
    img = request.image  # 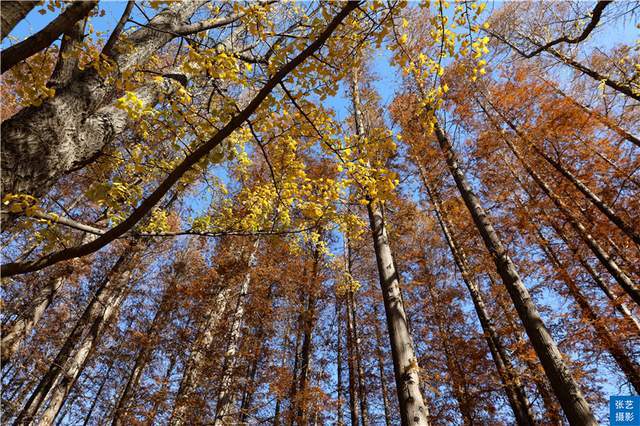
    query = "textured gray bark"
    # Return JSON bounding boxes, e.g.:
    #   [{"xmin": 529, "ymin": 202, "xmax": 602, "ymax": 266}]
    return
[
  {"xmin": 1, "ymin": 1, "xmax": 202, "ymax": 199},
  {"xmin": 420, "ymin": 174, "xmax": 536, "ymax": 426},
  {"xmin": 1, "ymin": 1, "xmax": 38, "ymax": 41},
  {"xmin": 13, "ymin": 250, "xmax": 134, "ymax": 426},
  {"xmin": 432, "ymin": 118, "xmax": 597, "ymax": 425},
  {"xmin": 351, "ymin": 69, "xmax": 430, "ymax": 426}
]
